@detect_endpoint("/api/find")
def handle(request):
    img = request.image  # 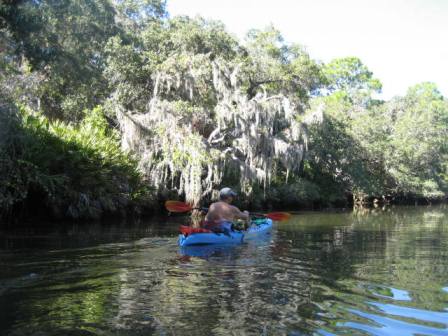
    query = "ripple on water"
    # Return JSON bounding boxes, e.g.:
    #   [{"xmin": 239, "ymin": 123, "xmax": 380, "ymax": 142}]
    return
[
  {"xmin": 342, "ymin": 305, "xmax": 448, "ymax": 336},
  {"xmin": 362, "ymin": 284, "xmax": 412, "ymax": 301},
  {"xmin": 368, "ymin": 302, "xmax": 448, "ymax": 327},
  {"xmin": 309, "ymin": 276, "xmax": 448, "ymax": 336}
]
